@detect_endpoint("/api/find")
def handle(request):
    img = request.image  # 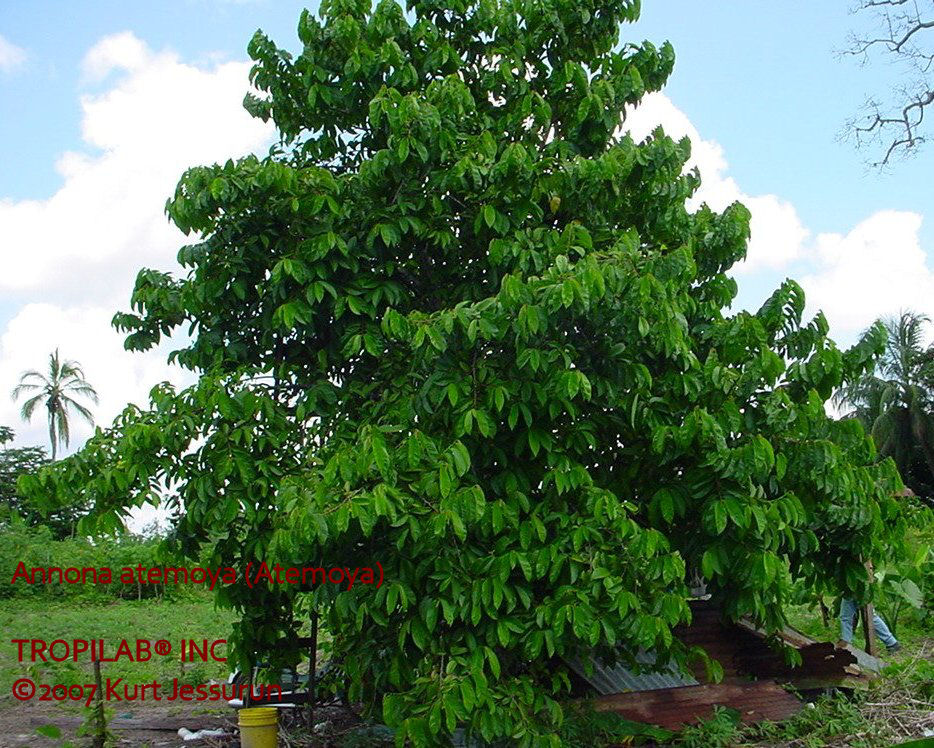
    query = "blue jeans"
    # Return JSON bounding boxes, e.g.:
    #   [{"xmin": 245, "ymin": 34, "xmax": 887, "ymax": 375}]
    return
[{"xmin": 839, "ymin": 598, "xmax": 898, "ymax": 648}]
